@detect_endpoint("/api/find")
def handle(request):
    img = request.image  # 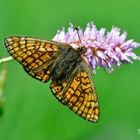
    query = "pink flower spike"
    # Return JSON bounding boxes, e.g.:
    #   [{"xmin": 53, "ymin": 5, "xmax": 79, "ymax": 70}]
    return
[{"xmin": 52, "ymin": 22, "xmax": 140, "ymax": 73}]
